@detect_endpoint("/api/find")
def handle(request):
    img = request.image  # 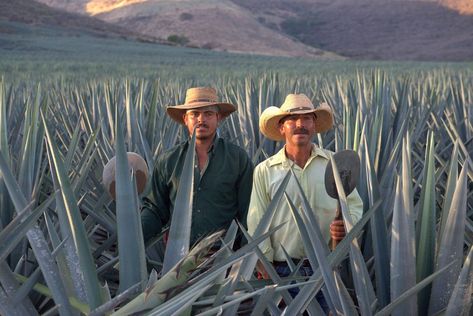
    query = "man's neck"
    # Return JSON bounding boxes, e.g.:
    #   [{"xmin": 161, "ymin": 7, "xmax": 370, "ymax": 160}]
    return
[
  {"xmin": 285, "ymin": 143, "xmax": 312, "ymax": 168},
  {"xmin": 194, "ymin": 136, "xmax": 216, "ymax": 170},
  {"xmin": 195, "ymin": 136, "xmax": 215, "ymax": 153}
]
